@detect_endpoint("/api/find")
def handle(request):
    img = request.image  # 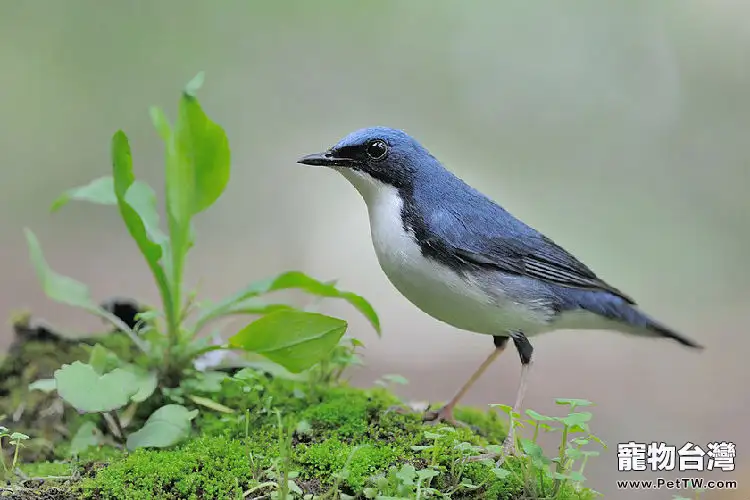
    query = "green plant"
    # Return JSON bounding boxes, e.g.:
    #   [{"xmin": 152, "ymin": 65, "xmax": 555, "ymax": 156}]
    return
[
  {"xmin": 22, "ymin": 73, "xmax": 380, "ymax": 452},
  {"xmin": 0, "ymin": 426, "xmax": 29, "ymax": 480},
  {"xmin": 488, "ymin": 398, "xmax": 606, "ymax": 498}
]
